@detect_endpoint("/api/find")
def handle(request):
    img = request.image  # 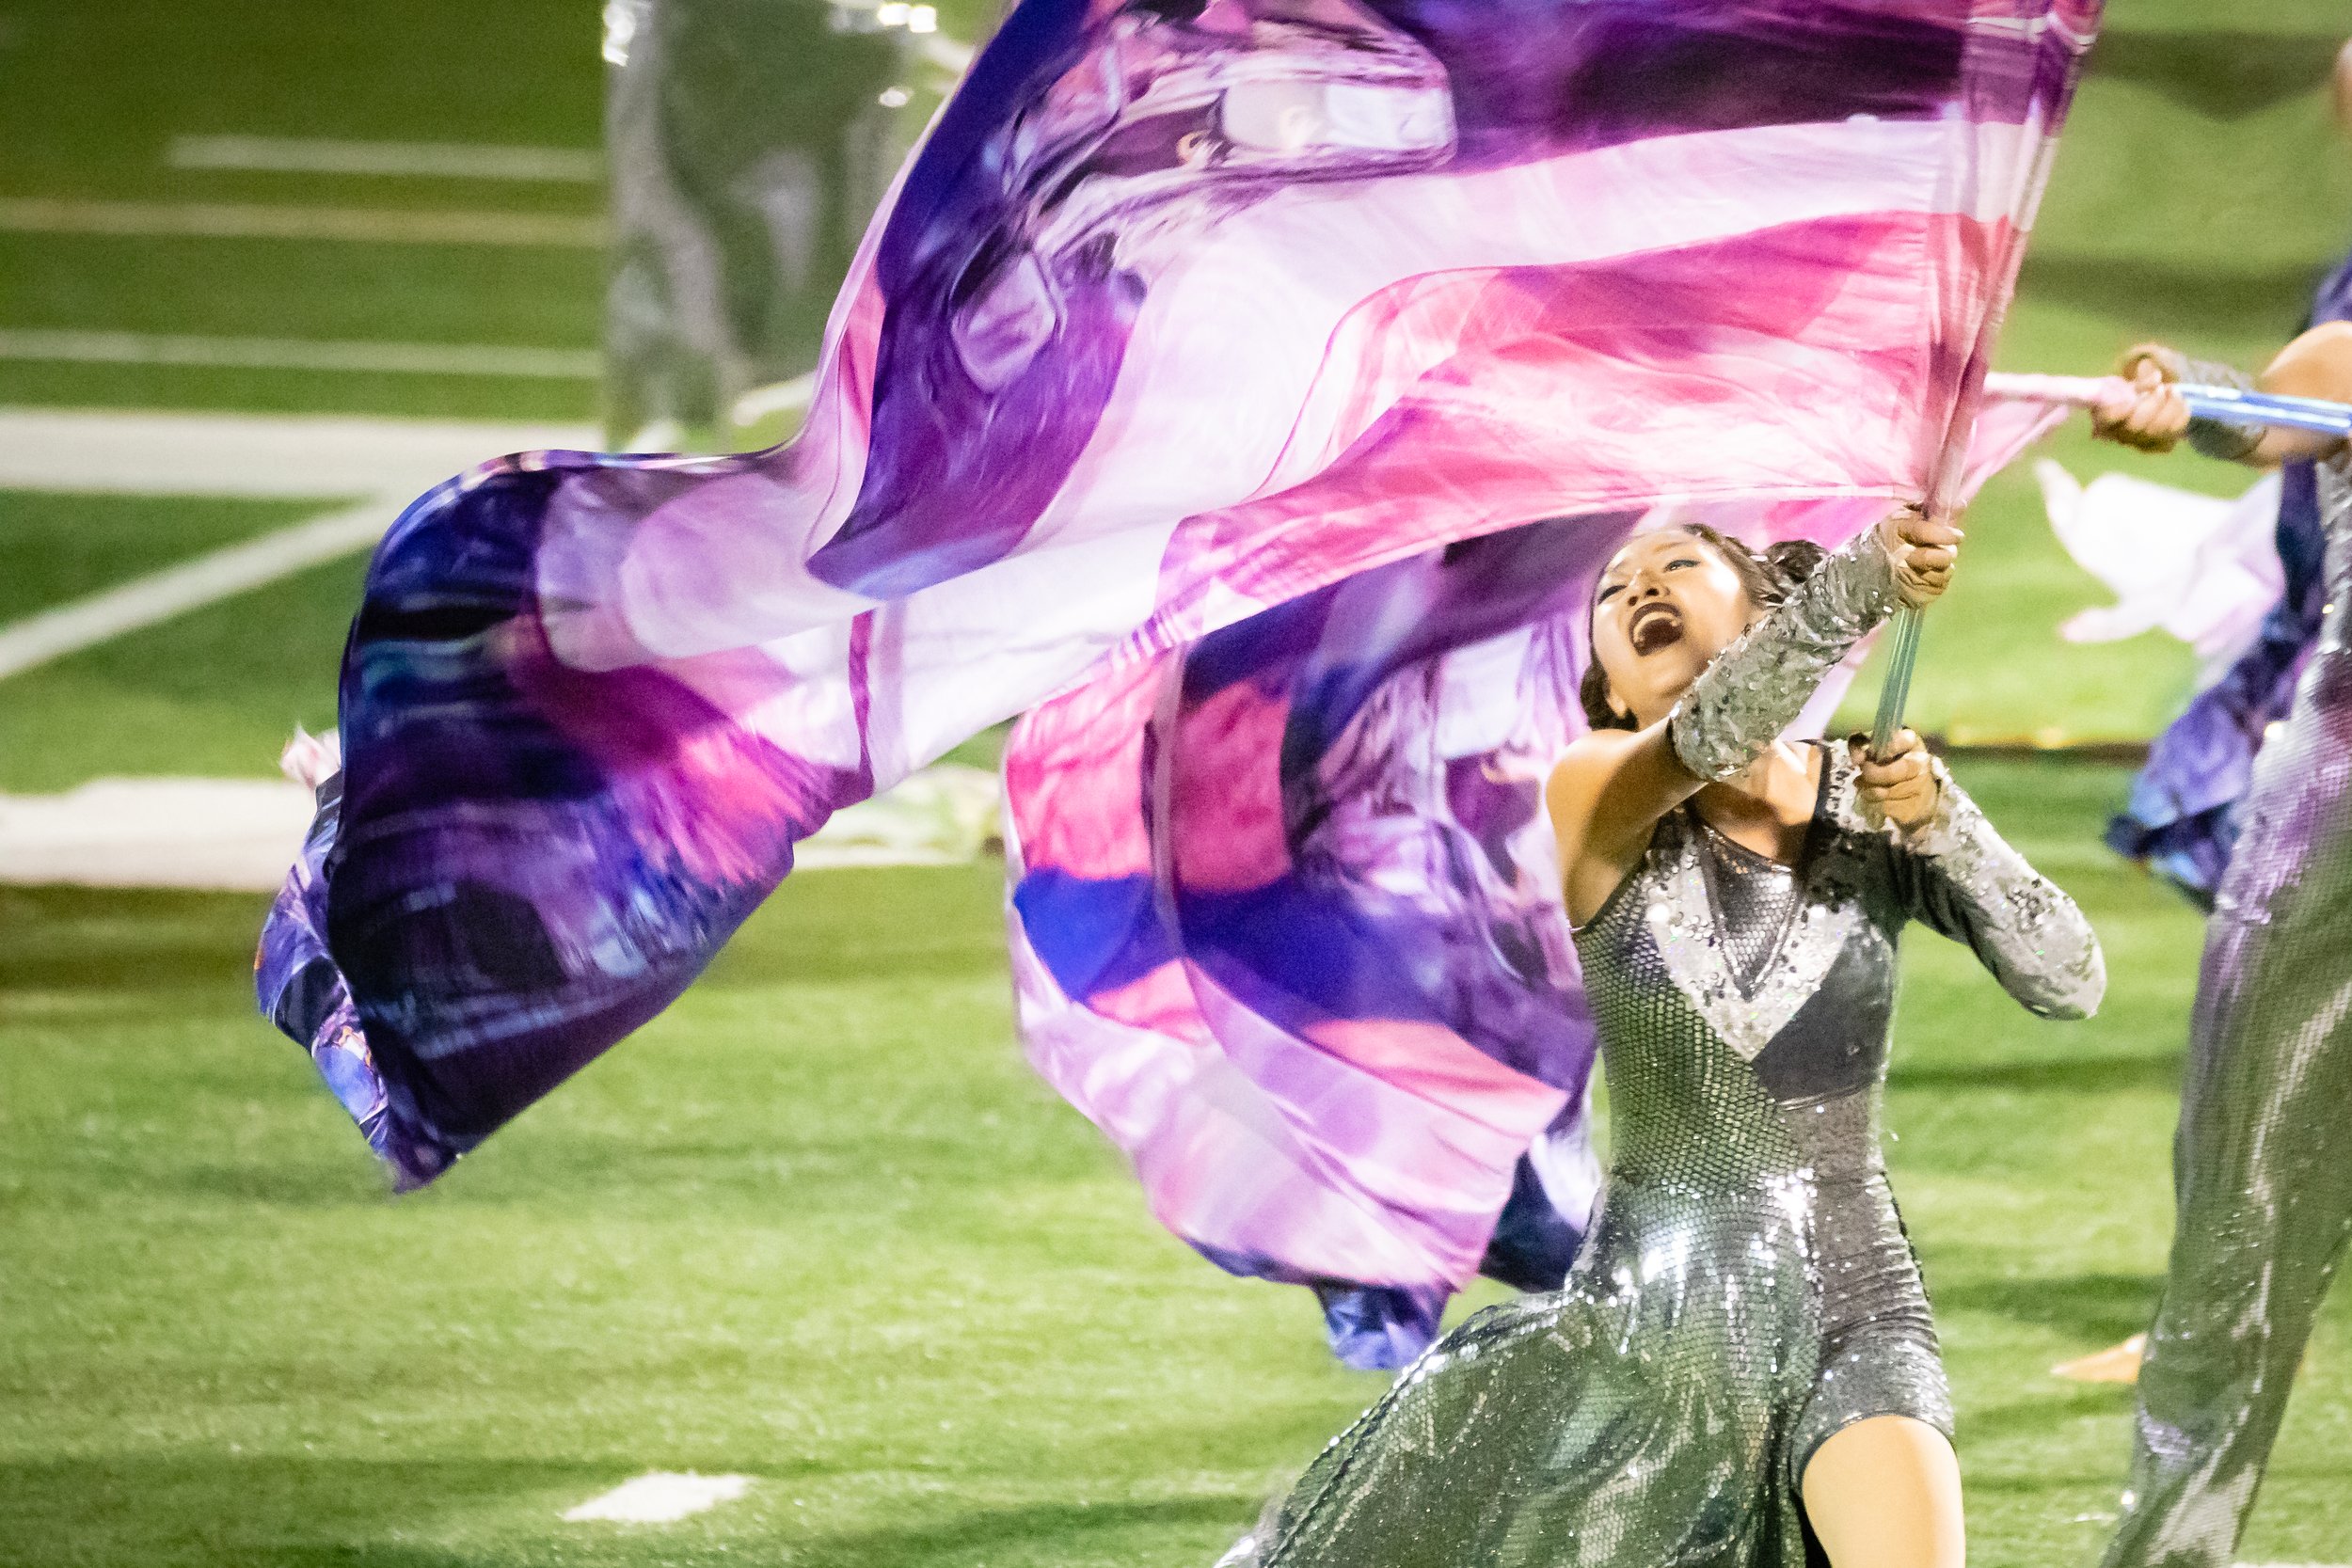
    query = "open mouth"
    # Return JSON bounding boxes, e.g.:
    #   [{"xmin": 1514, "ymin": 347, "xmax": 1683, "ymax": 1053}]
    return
[{"xmin": 1628, "ymin": 602, "xmax": 1684, "ymax": 656}]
